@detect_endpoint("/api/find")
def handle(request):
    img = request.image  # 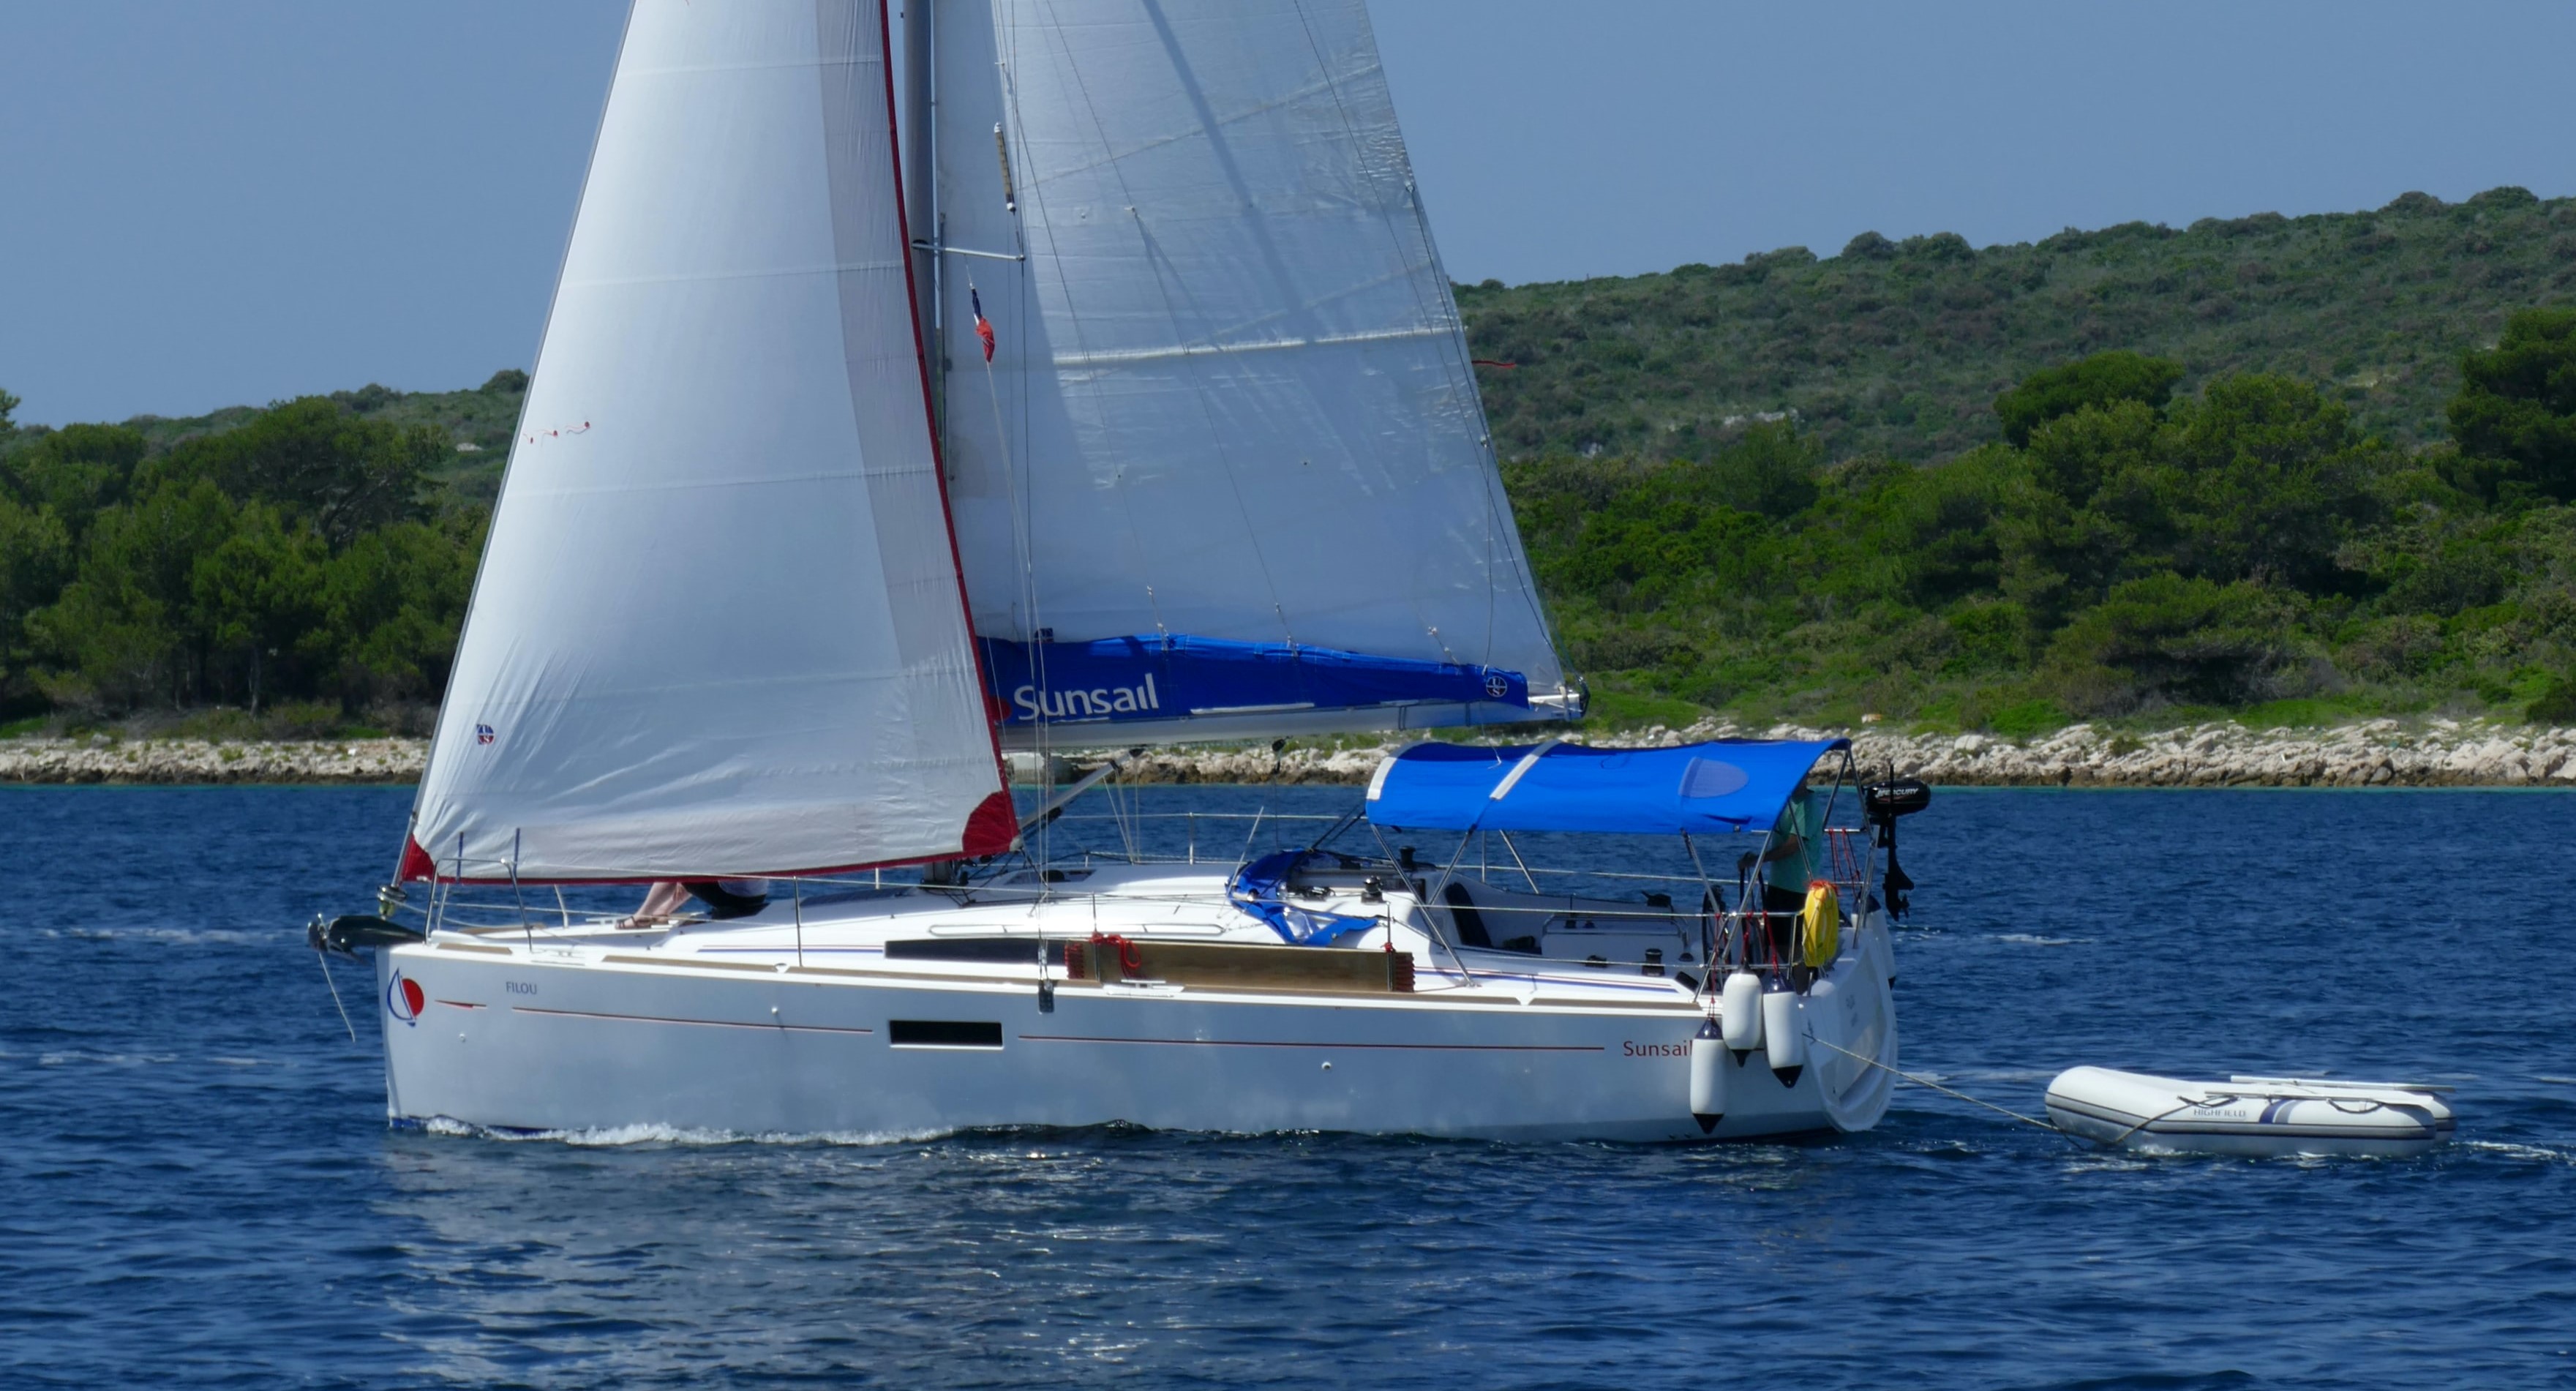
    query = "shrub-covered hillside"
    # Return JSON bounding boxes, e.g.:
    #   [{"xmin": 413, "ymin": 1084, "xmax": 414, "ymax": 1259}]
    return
[
  {"xmin": 6, "ymin": 187, "xmax": 2576, "ymax": 738},
  {"xmin": 1513, "ymin": 312, "xmax": 2576, "ymax": 732},
  {"xmin": 1462, "ymin": 187, "xmax": 2576, "ymax": 466}
]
